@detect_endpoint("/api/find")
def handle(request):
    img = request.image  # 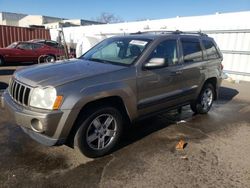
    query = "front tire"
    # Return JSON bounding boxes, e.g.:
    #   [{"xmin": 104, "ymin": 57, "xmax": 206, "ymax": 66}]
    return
[
  {"xmin": 74, "ymin": 106, "xmax": 123, "ymax": 158},
  {"xmin": 191, "ymin": 83, "xmax": 215, "ymax": 114}
]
